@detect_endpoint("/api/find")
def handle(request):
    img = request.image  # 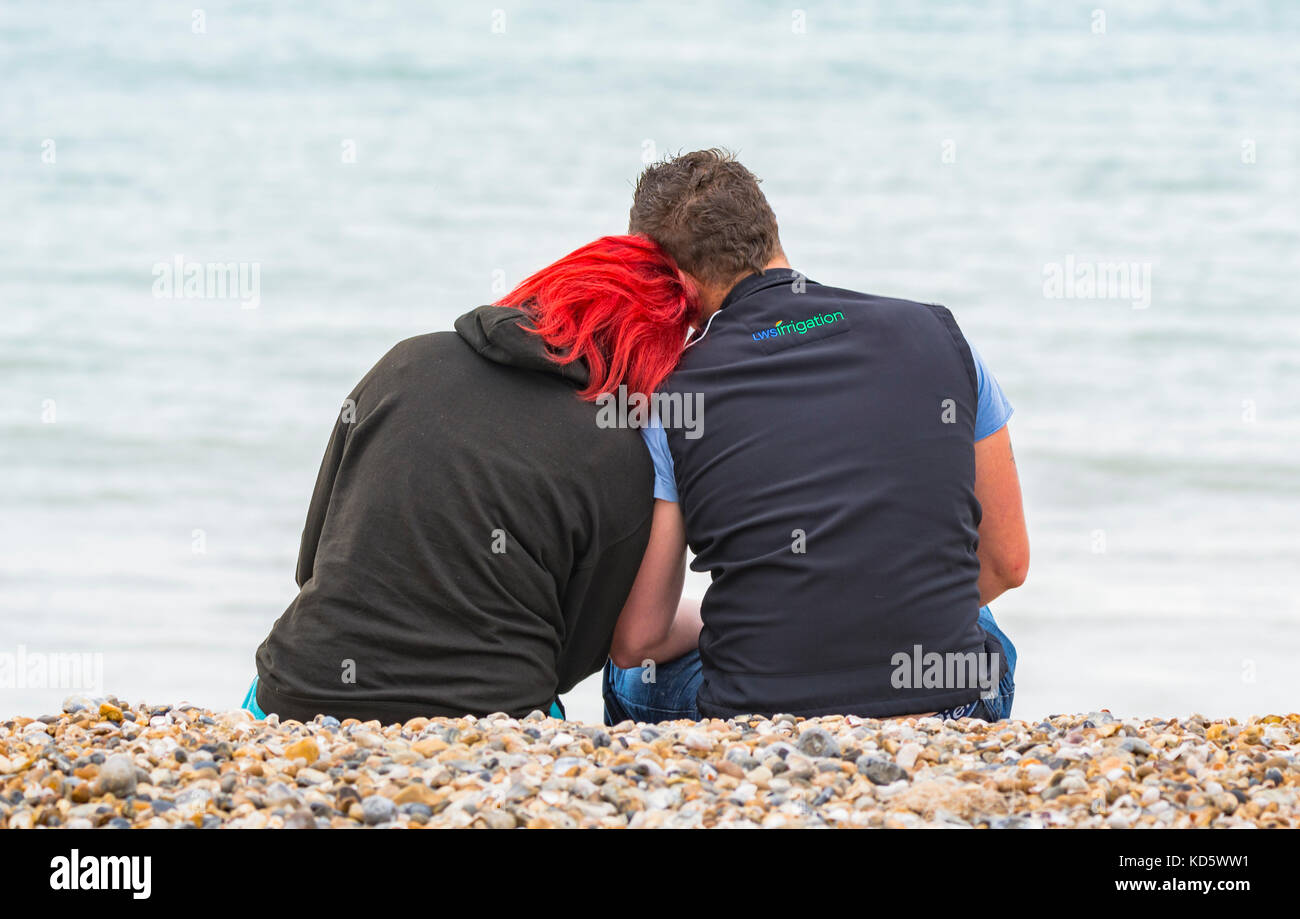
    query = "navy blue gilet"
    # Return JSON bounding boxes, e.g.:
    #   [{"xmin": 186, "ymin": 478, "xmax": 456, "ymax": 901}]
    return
[{"xmin": 662, "ymin": 268, "xmax": 1003, "ymax": 718}]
